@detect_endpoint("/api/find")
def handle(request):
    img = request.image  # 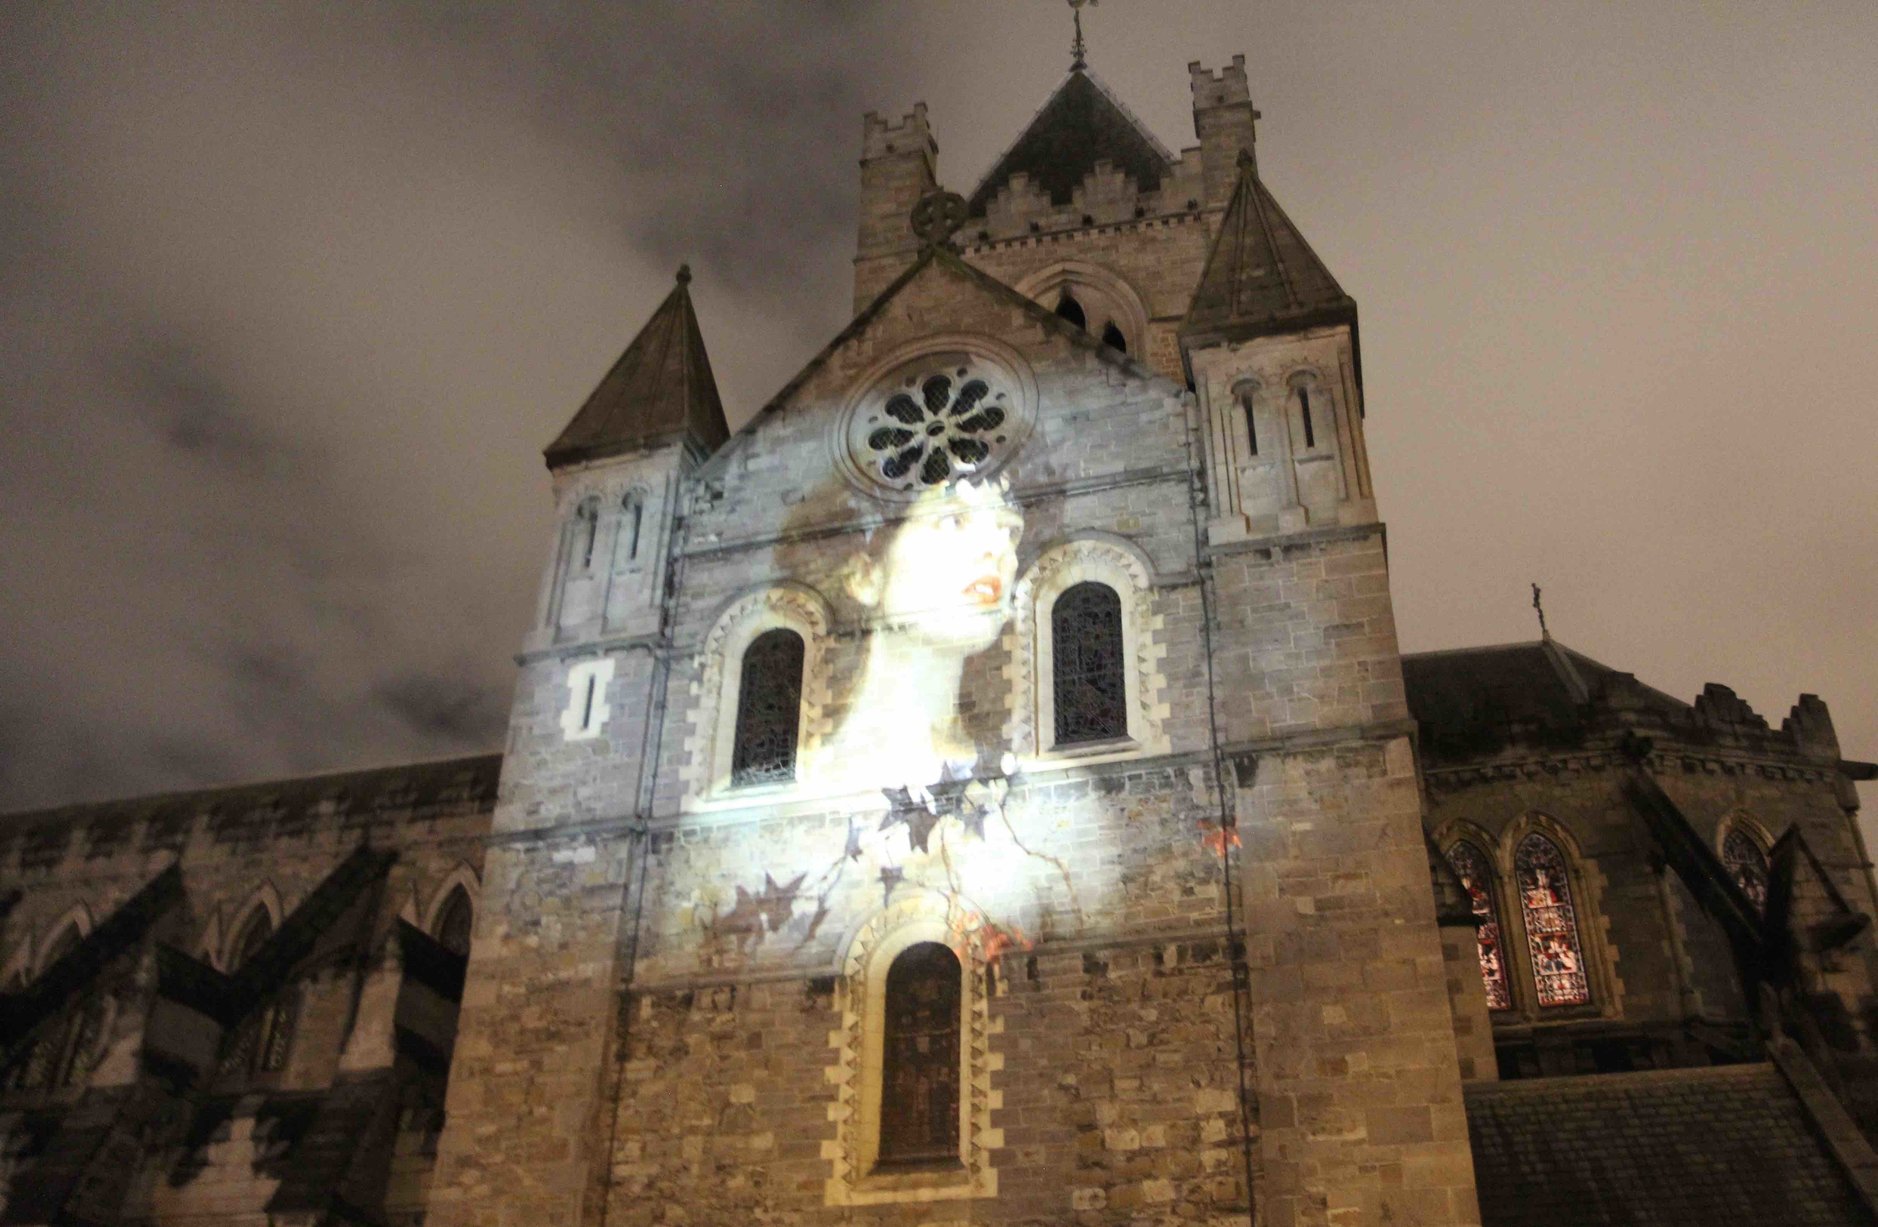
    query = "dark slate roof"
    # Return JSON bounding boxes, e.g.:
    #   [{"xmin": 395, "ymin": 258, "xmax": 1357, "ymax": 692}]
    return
[
  {"xmin": 1182, "ymin": 152, "xmax": 1356, "ymax": 347},
  {"xmin": 544, "ymin": 266, "xmax": 729, "ymax": 468},
  {"xmin": 1467, "ymin": 1064, "xmax": 1877, "ymax": 1226},
  {"xmin": 964, "ymin": 70, "xmax": 1175, "ymax": 217},
  {"xmin": 1402, "ymin": 640, "xmax": 1687, "ymax": 761}
]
